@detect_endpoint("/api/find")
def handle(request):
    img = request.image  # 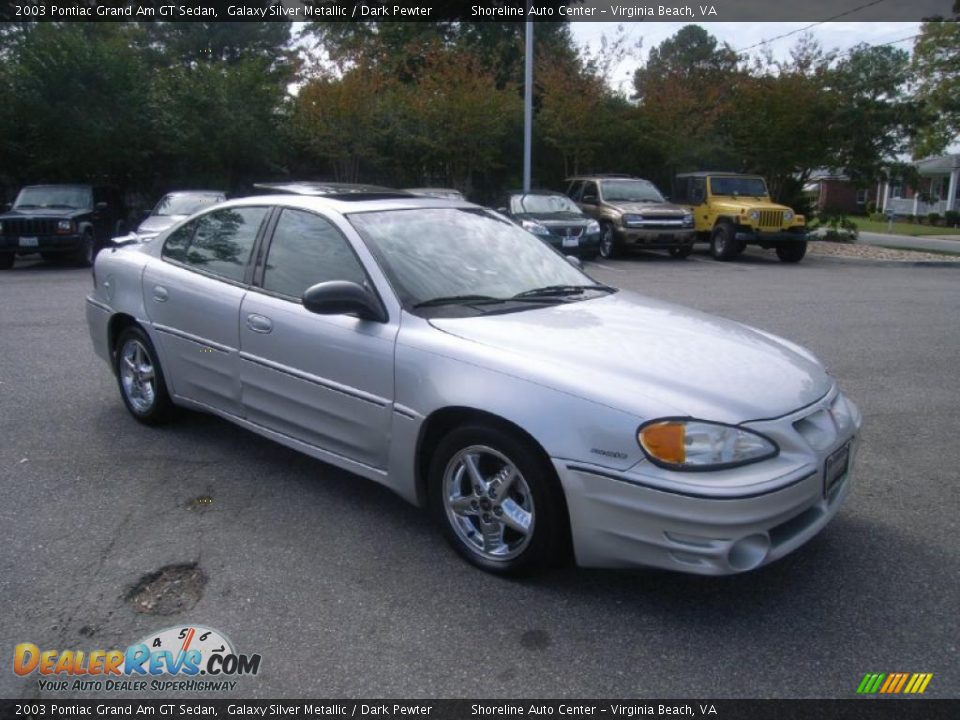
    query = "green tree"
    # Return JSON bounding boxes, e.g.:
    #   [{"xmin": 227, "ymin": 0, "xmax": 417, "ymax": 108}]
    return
[{"xmin": 911, "ymin": 18, "xmax": 960, "ymax": 157}]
